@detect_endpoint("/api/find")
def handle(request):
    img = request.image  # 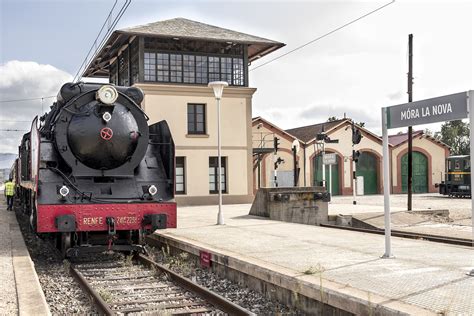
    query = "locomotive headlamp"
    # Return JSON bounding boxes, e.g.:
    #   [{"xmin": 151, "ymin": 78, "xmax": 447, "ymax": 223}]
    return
[
  {"xmin": 96, "ymin": 85, "xmax": 118, "ymax": 105},
  {"xmin": 59, "ymin": 185, "xmax": 70, "ymax": 197},
  {"xmin": 148, "ymin": 185, "xmax": 158, "ymax": 196},
  {"xmin": 102, "ymin": 111, "xmax": 112, "ymax": 122}
]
